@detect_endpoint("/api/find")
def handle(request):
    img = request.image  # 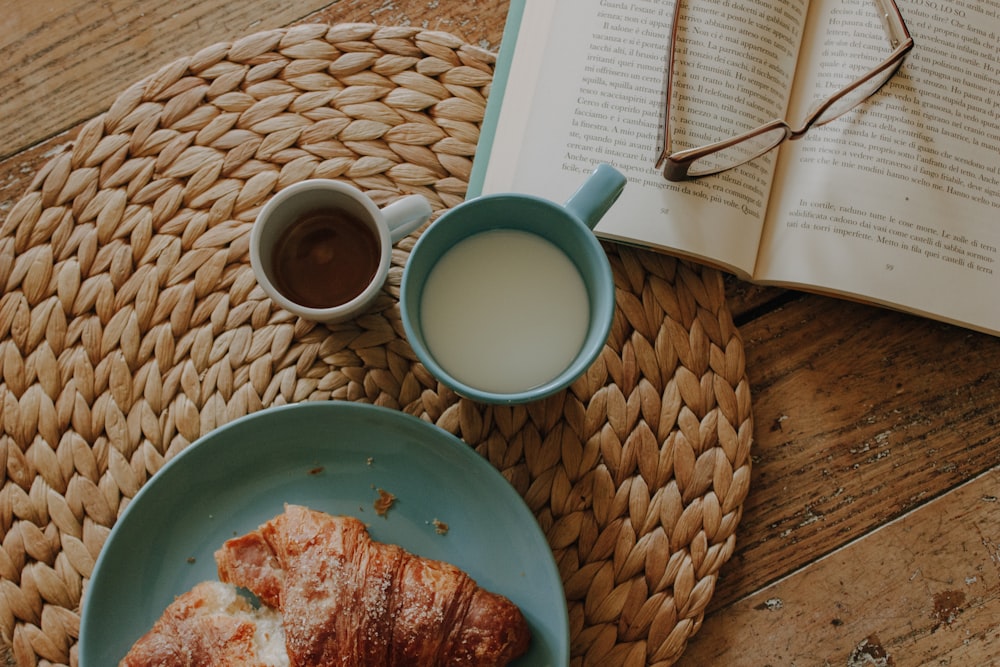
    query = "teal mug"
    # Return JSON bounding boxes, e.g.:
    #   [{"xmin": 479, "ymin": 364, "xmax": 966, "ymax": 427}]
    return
[{"xmin": 400, "ymin": 164, "xmax": 627, "ymax": 404}]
